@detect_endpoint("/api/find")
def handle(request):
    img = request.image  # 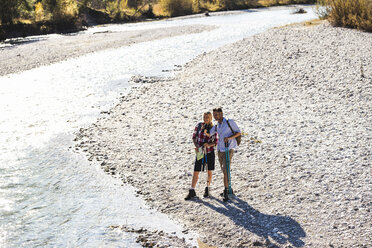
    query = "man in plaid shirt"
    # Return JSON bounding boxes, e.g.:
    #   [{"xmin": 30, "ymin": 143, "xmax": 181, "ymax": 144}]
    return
[{"xmin": 185, "ymin": 112, "xmax": 218, "ymax": 200}]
